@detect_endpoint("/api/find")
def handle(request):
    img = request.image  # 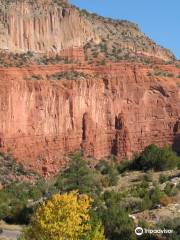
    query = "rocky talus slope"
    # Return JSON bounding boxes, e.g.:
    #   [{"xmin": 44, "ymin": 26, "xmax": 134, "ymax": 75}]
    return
[{"xmin": 0, "ymin": 0, "xmax": 179, "ymax": 175}]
